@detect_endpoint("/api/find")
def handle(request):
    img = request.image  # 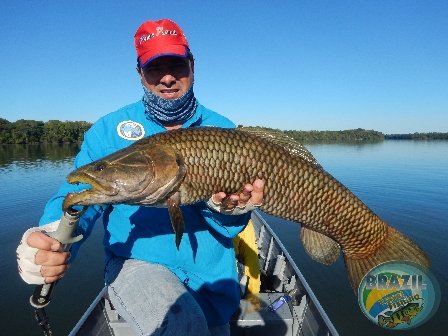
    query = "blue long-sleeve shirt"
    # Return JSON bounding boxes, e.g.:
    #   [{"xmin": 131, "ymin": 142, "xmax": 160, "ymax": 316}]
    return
[{"xmin": 39, "ymin": 100, "xmax": 250, "ymax": 326}]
